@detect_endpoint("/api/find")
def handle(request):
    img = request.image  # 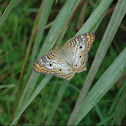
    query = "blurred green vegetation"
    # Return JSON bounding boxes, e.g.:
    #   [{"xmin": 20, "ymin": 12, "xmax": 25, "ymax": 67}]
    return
[{"xmin": 0, "ymin": 0, "xmax": 126, "ymax": 125}]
